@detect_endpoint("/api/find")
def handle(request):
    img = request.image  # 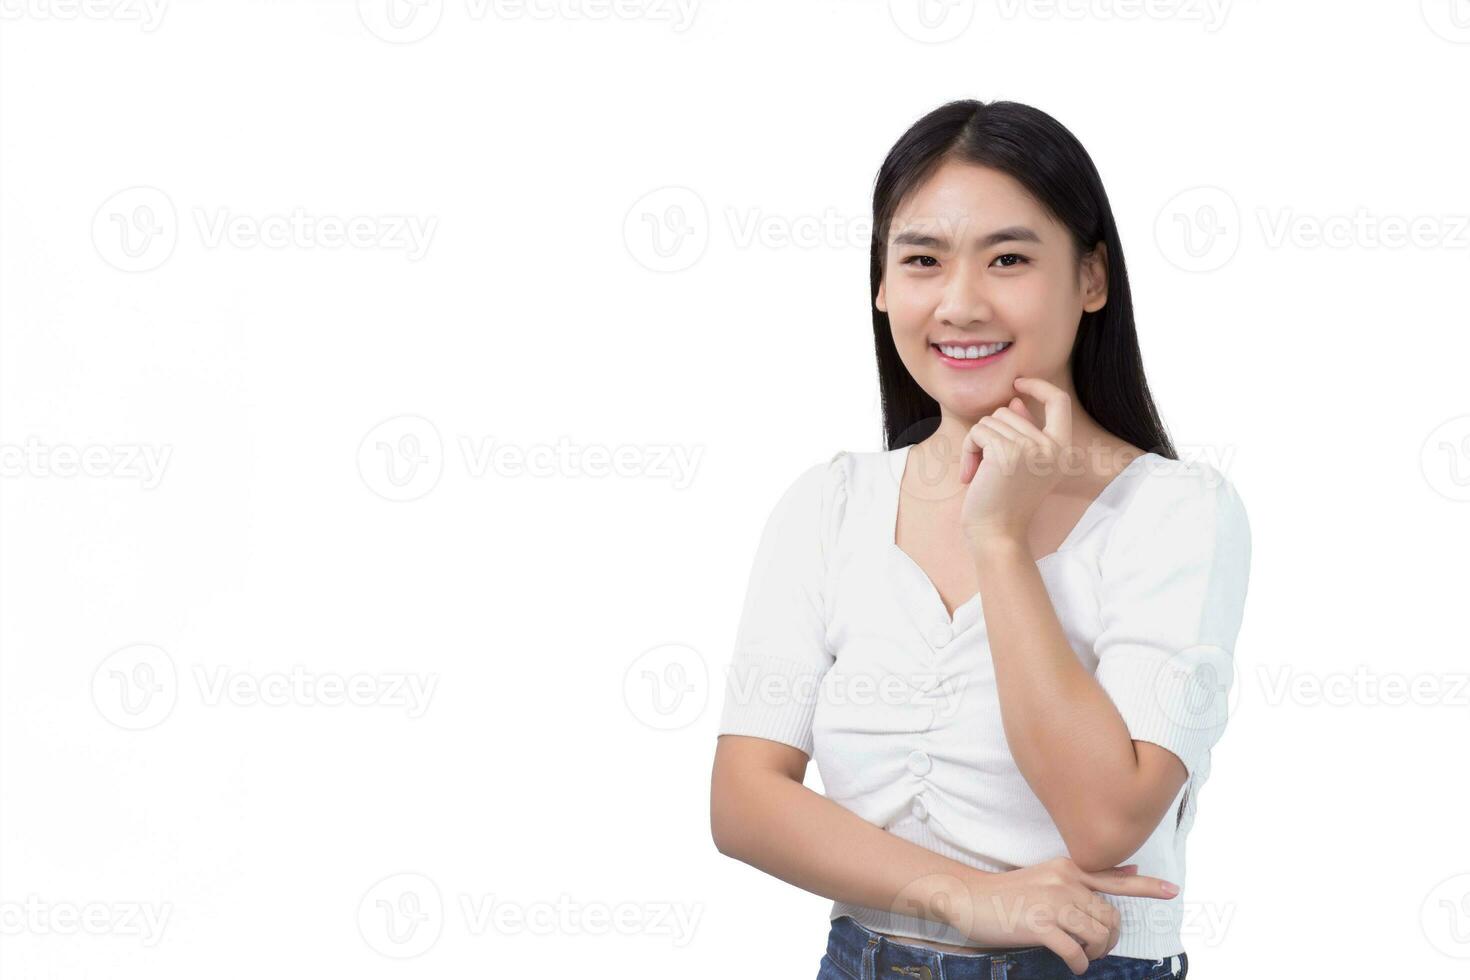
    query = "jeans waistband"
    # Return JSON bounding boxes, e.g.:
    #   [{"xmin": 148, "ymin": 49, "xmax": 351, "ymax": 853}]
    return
[
  {"xmin": 825, "ymin": 914, "xmax": 1025, "ymax": 980},
  {"xmin": 824, "ymin": 914, "xmax": 1184, "ymax": 980}
]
